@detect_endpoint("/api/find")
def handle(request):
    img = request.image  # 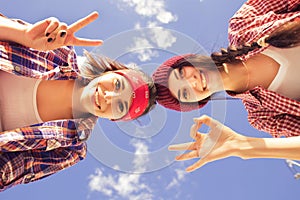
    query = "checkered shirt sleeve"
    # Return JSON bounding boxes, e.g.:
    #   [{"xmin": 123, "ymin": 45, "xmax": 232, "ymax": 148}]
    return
[
  {"xmin": 228, "ymin": 0, "xmax": 300, "ymax": 59},
  {"xmin": 235, "ymin": 87, "xmax": 300, "ymax": 138}
]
